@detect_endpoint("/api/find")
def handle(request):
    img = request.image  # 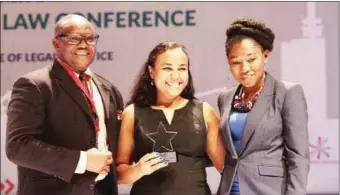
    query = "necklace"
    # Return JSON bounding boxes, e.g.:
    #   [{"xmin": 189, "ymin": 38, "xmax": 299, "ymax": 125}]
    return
[{"xmin": 232, "ymin": 75, "xmax": 266, "ymax": 113}]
